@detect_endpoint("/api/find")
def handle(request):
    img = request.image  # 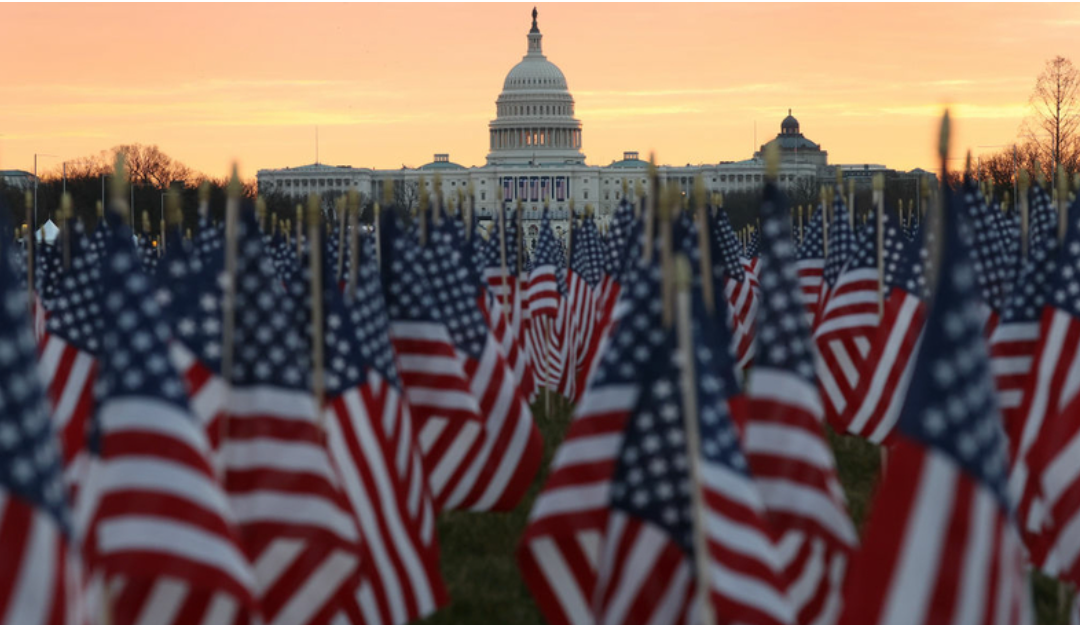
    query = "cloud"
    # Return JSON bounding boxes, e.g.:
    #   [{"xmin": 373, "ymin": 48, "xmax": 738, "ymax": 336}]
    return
[{"xmin": 576, "ymin": 84, "xmax": 786, "ymax": 99}]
